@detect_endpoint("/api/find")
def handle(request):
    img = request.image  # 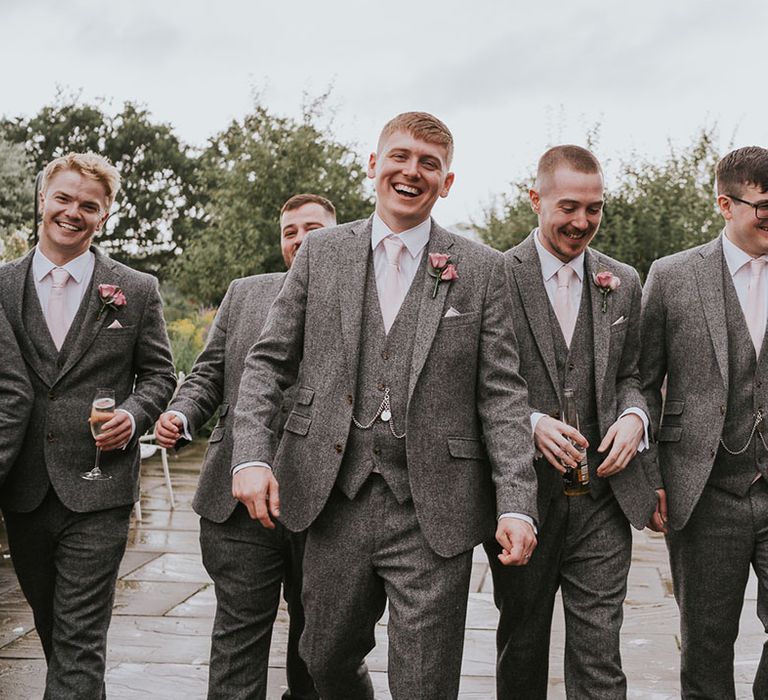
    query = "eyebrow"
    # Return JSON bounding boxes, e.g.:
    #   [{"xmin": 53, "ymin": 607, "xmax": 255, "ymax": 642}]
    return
[{"xmin": 557, "ymin": 198, "xmax": 604, "ymax": 206}]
